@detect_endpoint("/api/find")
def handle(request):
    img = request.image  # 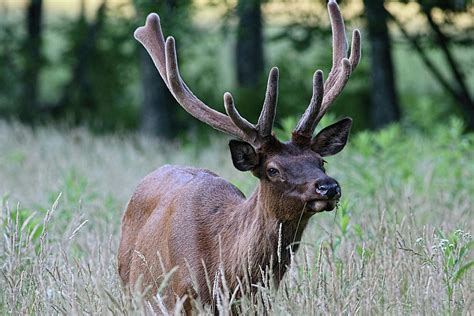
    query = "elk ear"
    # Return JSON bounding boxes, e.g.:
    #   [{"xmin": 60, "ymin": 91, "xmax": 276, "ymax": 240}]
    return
[
  {"xmin": 311, "ymin": 118, "xmax": 352, "ymax": 157},
  {"xmin": 229, "ymin": 140, "xmax": 259, "ymax": 171}
]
